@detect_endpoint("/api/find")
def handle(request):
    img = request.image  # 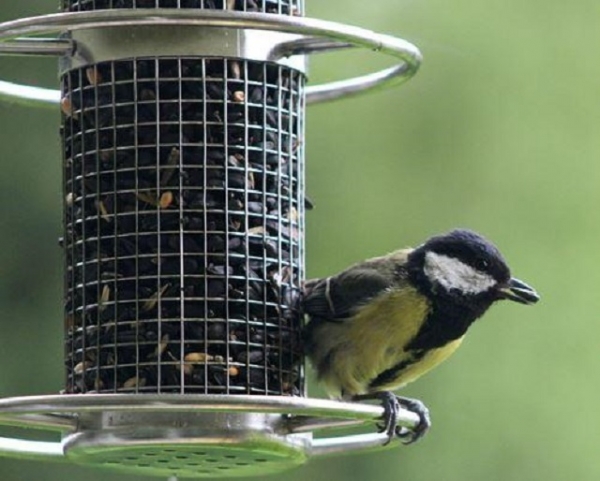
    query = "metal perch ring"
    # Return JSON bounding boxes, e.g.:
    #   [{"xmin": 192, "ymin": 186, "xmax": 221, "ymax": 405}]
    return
[{"xmin": 0, "ymin": 9, "xmax": 422, "ymax": 107}]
